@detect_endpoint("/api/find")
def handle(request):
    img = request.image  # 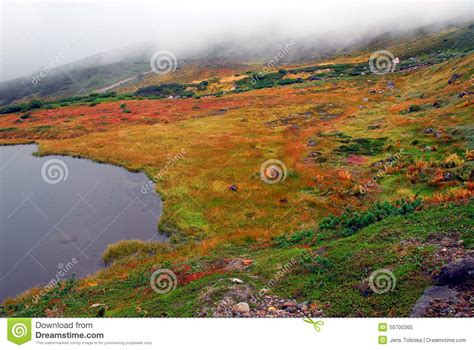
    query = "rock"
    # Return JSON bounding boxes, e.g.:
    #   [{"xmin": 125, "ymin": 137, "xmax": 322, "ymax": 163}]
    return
[
  {"xmin": 387, "ymin": 81, "xmax": 395, "ymax": 89},
  {"xmin": 362, "ymin": 97, "xmax": 369, "ymax": 102},
  {"xmin": 230, "ymin": 278, "xmax": 244, "ymax": 284},
  {"xmin": 410, "ymin": 286, "xmax": 459, "ymax": 317},
  {"xmin": 282, "ymin": 300, "xmax": 298, "ymax": 309},
  {"xmin": 90, "ymin": 303, "xmax": 106, "ymax": 308},
  {"xmin": 443, "ymin": 172, "xmax": 455, "ymax": 181},
  {"xmin": 308, "ymin": 151, "xmax": 322, "ymax": 158},
  {"xmin": 458, "ymin": 91, "xmax": 467, "ymax": 98},
  {"xmin": 355, "ymin": 280, "xmax": 372, "ymax": 297},
  {"xmin": 368, "ymin": 124, "xmax": 381, "ymax": 130},
  {"xmin": 432, "ymin": 101, "xmax": 442, "ymax": 109},
  {"xmin": 424, "ymin": 128, "xmax": 436, "ymax": 134},
  {"xmin": 232, "ymin": 302, "xmax": 250, "ymax": 314},
  {"xmin": 422, "ymin": 145, "xmax": 437, "ymax": 152},
  {"xmin": 267, "ymin": 306, "xmax": 277, "ymax": 313},
  {"xmin": 228, "ymin": 184, "xmax": 238, "ymax": 192},
  {"xmin": 307, "ymin": 139, "xmax": 317, "ymax": 147},
  {"xmin": 448, "ymin": 73, "xmax": 461, "ymax": 85},
  {"xmin": 436, "ymin": 258, "xmax": 474, "ymax": 286},
  {"xmin": 371, "ymin": 161, "xmax": 384, "ymax": 168}
]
